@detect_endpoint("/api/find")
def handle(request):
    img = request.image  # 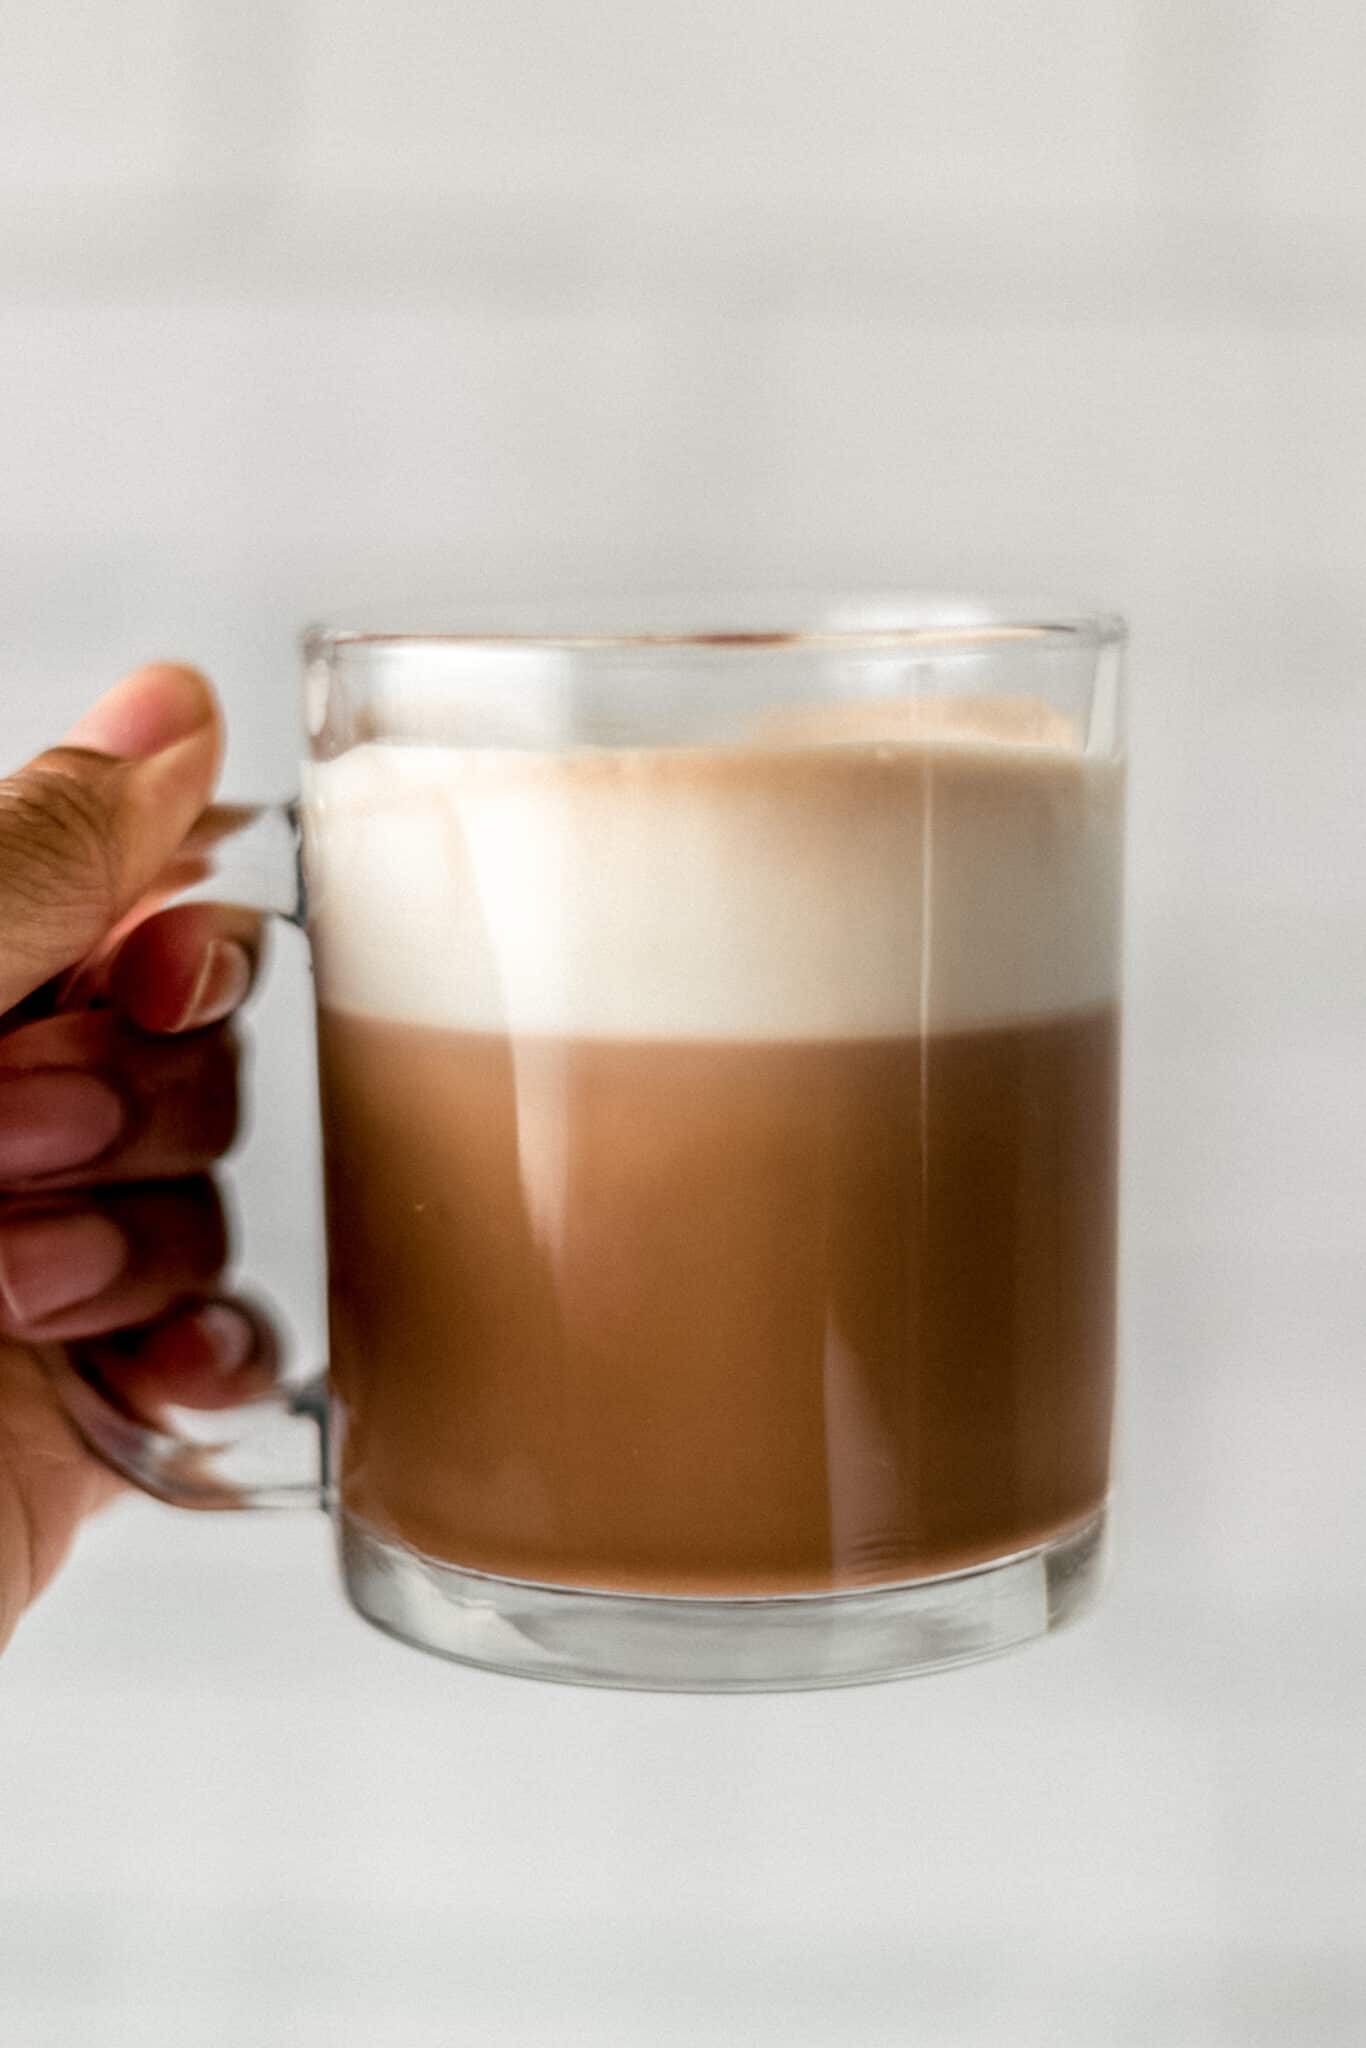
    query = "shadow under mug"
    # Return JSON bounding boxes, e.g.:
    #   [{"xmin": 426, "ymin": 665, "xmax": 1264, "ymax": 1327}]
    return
[{"xmin": 49, "ymin": 599, "xmax": 1126, "ymax": 1691}]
